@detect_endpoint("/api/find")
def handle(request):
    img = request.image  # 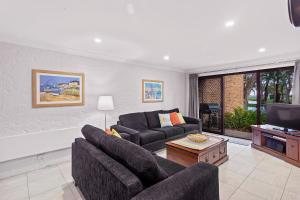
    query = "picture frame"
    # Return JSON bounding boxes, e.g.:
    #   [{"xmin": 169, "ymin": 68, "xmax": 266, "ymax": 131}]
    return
[
  {"xmin": 32, "ymin": 69, "xmax": 85, "ymax": 108},
  {"xmin": 142, "ymin": 79, "xmax": 164, "ymax": 103}
]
